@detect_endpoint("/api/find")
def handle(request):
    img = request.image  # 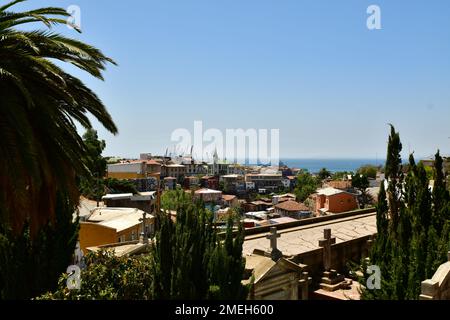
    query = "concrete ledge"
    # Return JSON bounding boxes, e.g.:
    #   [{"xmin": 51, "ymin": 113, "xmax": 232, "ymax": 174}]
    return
[{"xmin": 240, "ymin": 208, "xmax": 376, "ymax": 239}]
